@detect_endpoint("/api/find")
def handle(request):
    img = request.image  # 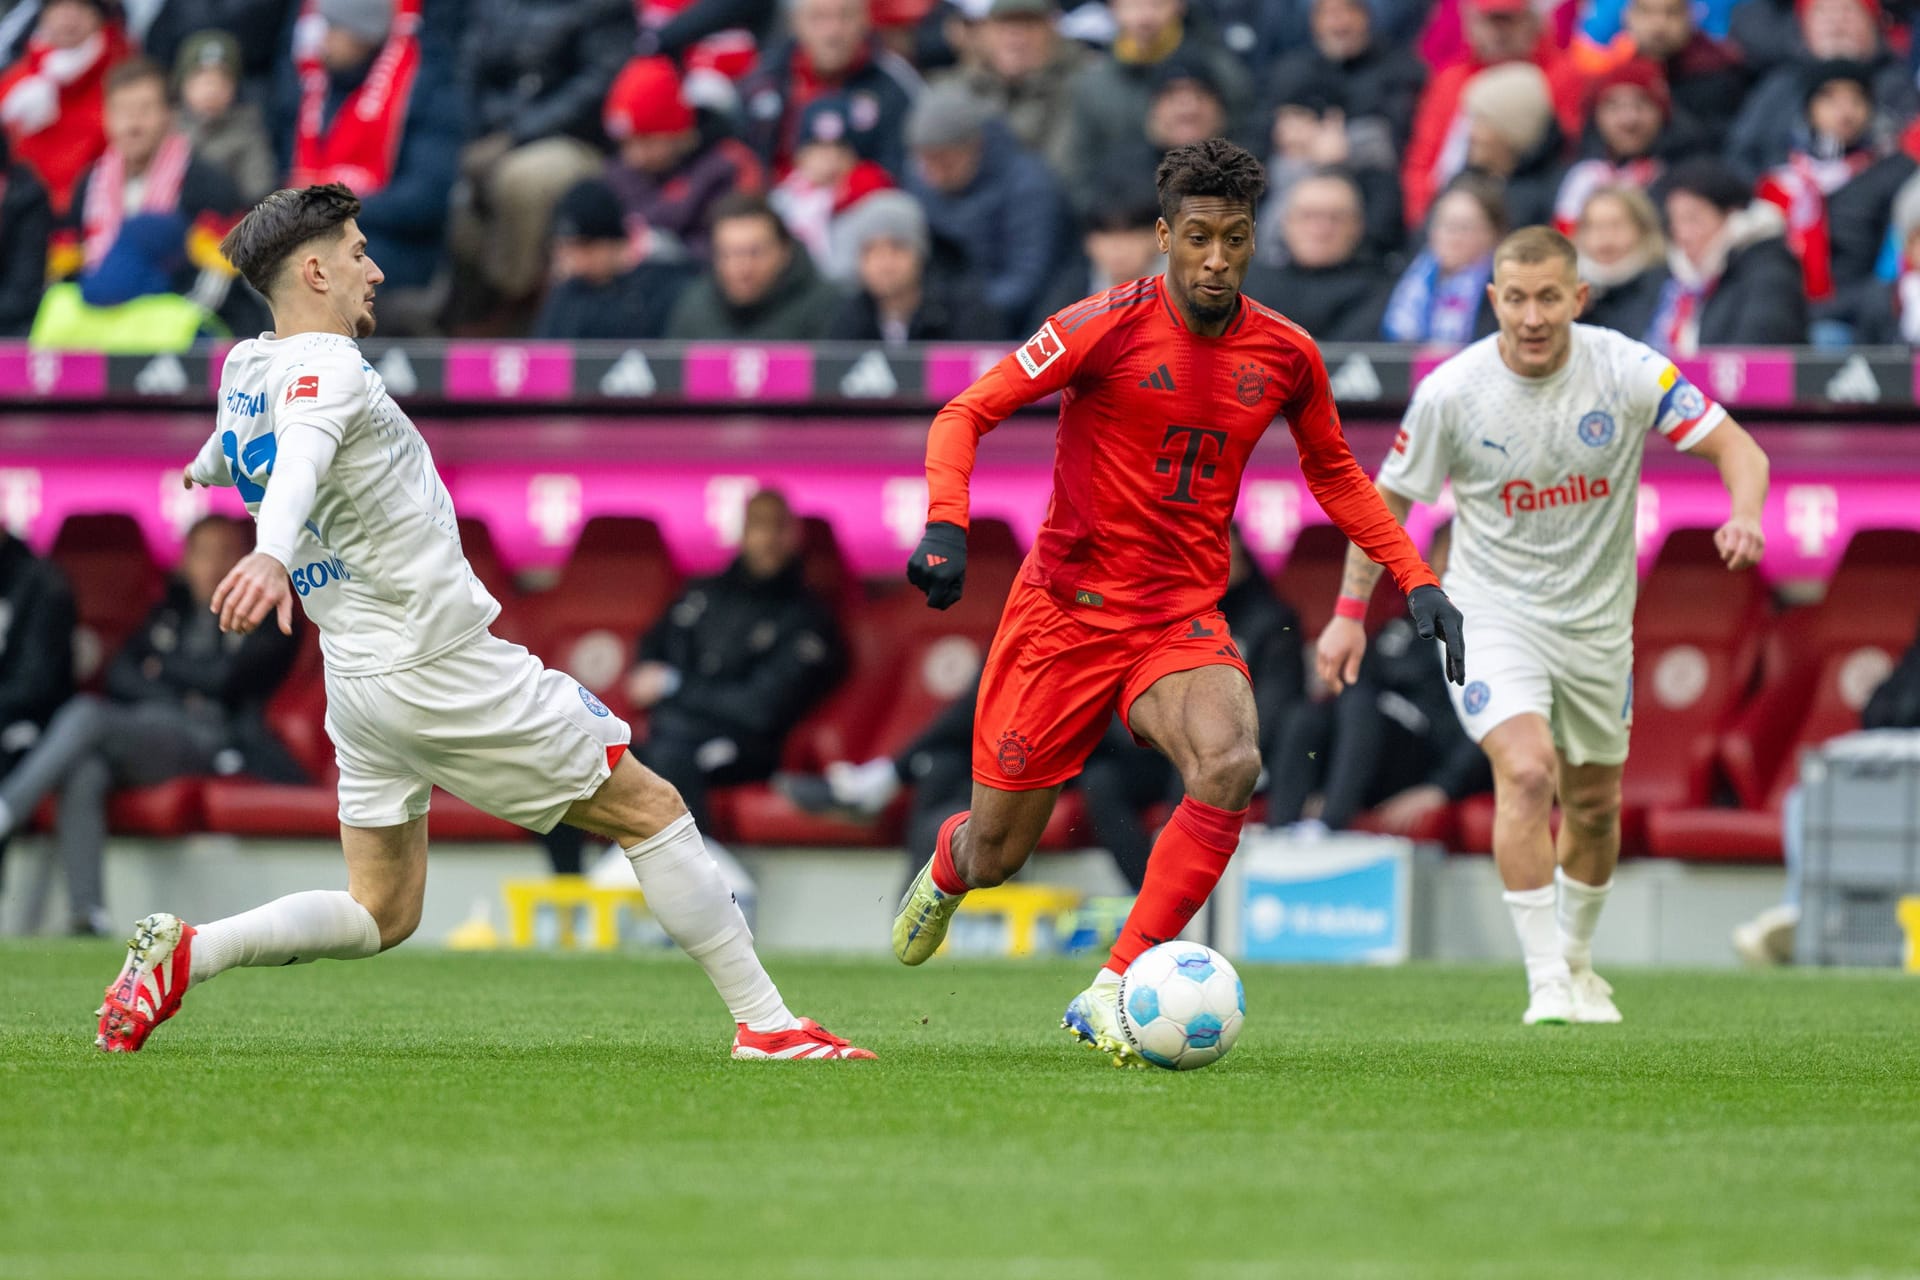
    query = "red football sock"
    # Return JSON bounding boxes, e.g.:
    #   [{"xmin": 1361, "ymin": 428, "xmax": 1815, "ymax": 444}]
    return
[
  {"xmin": 929, "ymin": 810, "xmax": 971, "ymax": 895},
  {"xmin": 1105, "ymin": 797, "xmax": 1247, "ymax": 974}
]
